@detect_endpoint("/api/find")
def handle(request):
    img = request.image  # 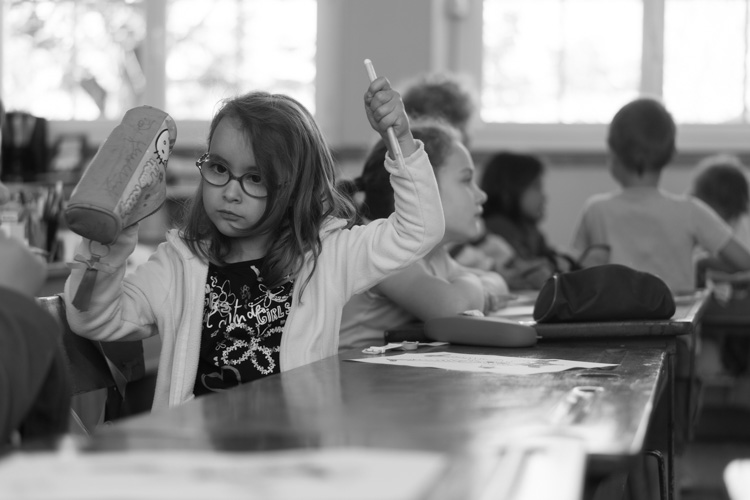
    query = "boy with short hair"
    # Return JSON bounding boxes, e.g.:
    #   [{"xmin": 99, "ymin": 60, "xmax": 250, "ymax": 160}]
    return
[{"xmin": 571, "ymin": 97, "xmax": 750, "ymax": 292}]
